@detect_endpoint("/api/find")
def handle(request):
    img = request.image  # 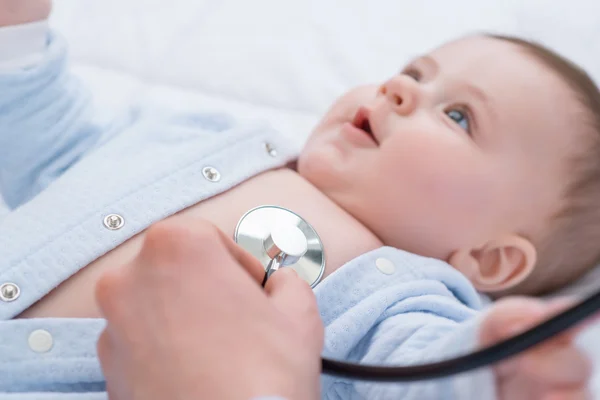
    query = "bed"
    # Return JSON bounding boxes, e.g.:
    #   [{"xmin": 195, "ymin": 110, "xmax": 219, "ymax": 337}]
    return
[{"xmin": 2, "ymin": 0, "xmax": 600, "ymax": 395}]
